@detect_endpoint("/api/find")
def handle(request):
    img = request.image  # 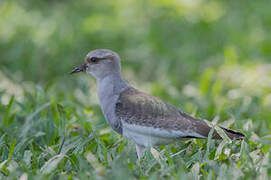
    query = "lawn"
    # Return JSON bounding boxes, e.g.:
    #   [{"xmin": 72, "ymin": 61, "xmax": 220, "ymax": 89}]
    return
[{"xmin": 0, "ymin": 0, "xmax": 270, "ymax": 179}]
